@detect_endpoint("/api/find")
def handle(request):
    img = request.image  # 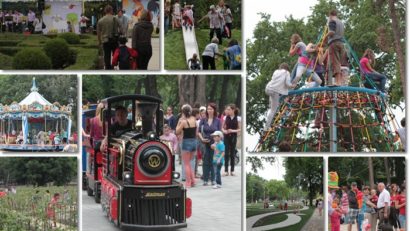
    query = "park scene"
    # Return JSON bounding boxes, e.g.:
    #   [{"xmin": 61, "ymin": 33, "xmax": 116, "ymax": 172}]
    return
[
  {"xmin": 246, "ymin": 156, "xmax": 324, "ymax": 231},
  {"xmin": 82, "ymin": 75, "xmax": 242, "ymax": 231},
  {"xmin": 246, "ymin": 0, "xmax": 405, "ymax": 152},
  {"xmin": 0, "ymin": 0, "xmax": 160, "ymax": 70},
  {"xmin": 164, "ymin": 0, "xmax": 242, "ymax": 70},
  {"xmin": 328, "ymin": 157, "xmax": 406, "ymax": 231},
  {"xmin": 0, "ymin": 75, "xmax": 78, "ymax": 152},
  {"xmin": 0, "ymin": 157, "xmax": 78, "ymax": 230}
]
